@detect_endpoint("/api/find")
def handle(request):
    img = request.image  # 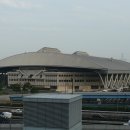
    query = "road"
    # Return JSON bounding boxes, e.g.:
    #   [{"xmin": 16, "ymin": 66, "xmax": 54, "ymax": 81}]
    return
[{"xmin": 0, "ymin": 106, "xmax": 23, "ymax": 124}]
